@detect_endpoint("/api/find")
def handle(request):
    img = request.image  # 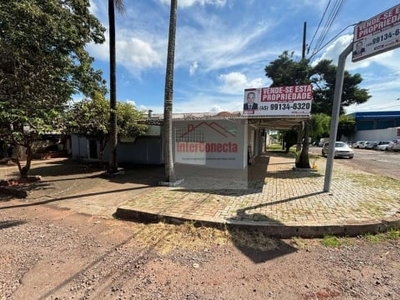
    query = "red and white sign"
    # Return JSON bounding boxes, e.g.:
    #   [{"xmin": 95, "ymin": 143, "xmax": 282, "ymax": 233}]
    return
[
  {"xmin": 173, "ymin": 120, "xmax": 246, "ymax": 168},
  {"xmin": 243, "ymin": 85, "xmax": 313, "ymax": 116},
  {"xmin": 352, "ymin": 4, "xmax": 400, "ymax": 62}
]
